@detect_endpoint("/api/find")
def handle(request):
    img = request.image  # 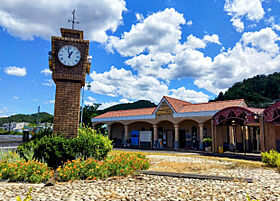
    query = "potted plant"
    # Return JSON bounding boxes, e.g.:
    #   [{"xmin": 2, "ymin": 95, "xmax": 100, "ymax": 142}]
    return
[{"xmin": 203, "ymin": 137, "xmax": 212, "ymax": 152}]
